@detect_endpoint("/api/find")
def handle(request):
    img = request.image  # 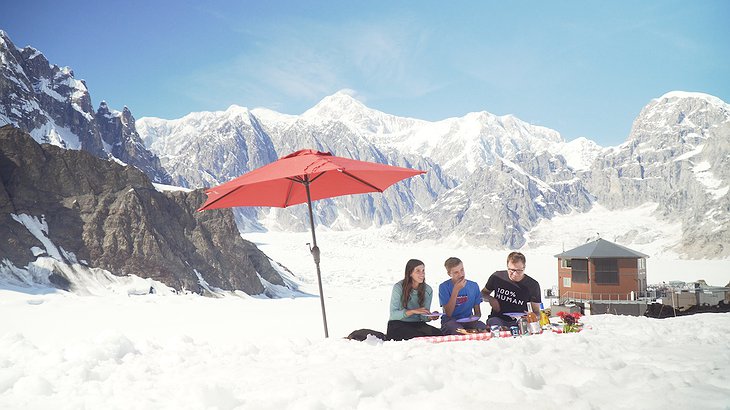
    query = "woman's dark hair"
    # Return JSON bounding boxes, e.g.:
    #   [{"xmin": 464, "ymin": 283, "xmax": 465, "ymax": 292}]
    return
[{"xmin": 401, "ymin": 259, "xmax": 426, "ymax": 309}]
